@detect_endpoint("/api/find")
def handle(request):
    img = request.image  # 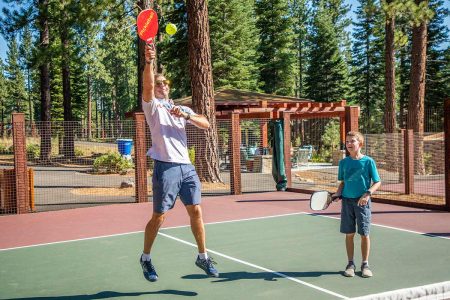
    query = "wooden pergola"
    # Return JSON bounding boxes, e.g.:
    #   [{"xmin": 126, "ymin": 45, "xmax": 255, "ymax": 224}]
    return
[
  {"xmin": 176, "ymin": 88, "xmax": 360, "ymax": 150},
  {"xmin": 176, "ymin": 89, "xmax": 360, "ymax": 193}
]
